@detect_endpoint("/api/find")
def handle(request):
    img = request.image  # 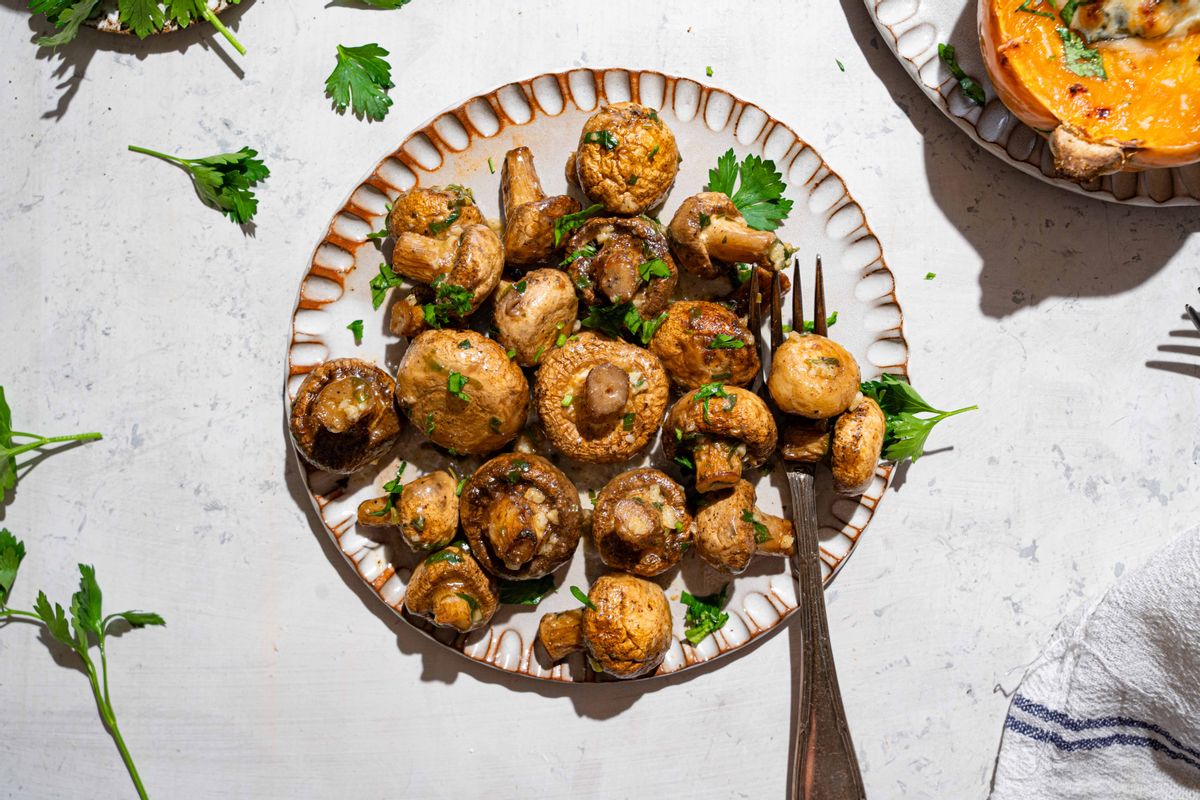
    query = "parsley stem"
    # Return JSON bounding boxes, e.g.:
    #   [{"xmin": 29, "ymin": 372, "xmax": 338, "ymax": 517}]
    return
[
  {"xmin": 933, "ymin": 405, "xmax": 978, "ymax": 421},
  {"xmin": 127, "ymin": 145, "xmax": 186, "ymax": 166},
  {"xmin": 1, "ymin": 432, "xmax": 102, "ymax": 460},
  {"xmin": 81, "ymin": 647, "xmax": 148, "ymax": 800},
  {"xmin": 198, "ymin": 3, "xmax": 246, "ymax": 55},
  {"xmin": 0, "ymin": 608, "xmax": 41, "ymax": 620}
]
